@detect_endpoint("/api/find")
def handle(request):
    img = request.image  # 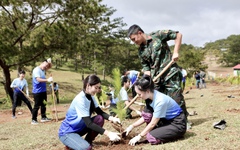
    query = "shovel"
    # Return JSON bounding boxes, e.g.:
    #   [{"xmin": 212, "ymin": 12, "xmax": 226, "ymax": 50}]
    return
[
  {"xmin": 50, "ymin": 75, "xmax": 59, "ymax": 122},
  {"xmin": 17, "ymin": 87, "xmax": 34, "ymax": 103}
]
